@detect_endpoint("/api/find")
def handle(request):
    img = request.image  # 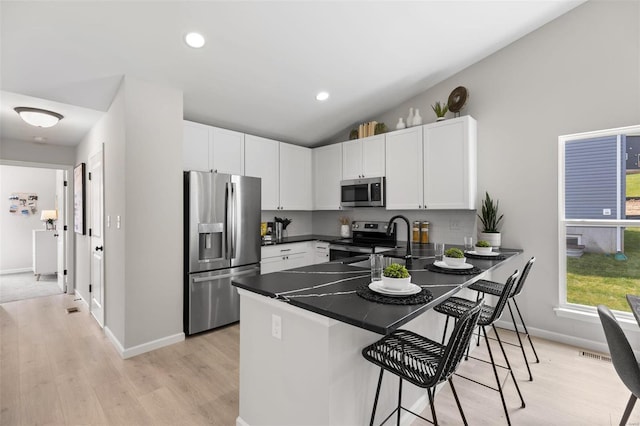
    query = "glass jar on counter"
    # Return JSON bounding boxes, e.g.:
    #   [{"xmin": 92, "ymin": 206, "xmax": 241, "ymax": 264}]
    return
[
  {"xmin": 412, "ymin": 221, "xmax": 421, "ymax": 243},
  {"xmin": 420, "ymin": 221, "xmax": 430, "ymax": 244}
]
